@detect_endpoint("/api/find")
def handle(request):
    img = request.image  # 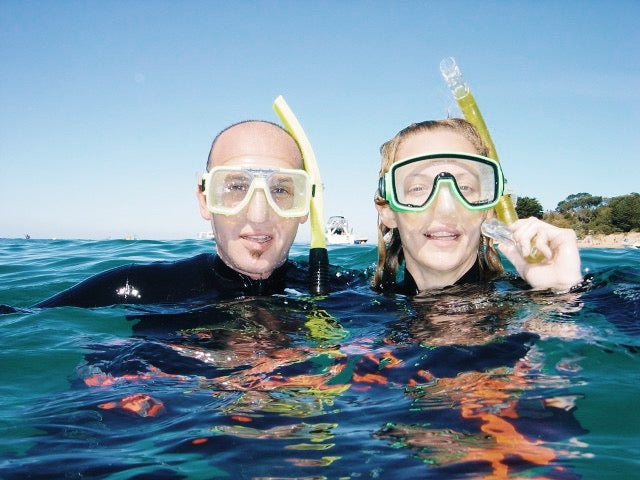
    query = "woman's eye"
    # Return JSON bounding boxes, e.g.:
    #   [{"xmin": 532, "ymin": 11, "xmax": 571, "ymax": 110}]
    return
[{"xmin": 407, "ymin": 184, "xmax": 428, "ymax": 194}]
